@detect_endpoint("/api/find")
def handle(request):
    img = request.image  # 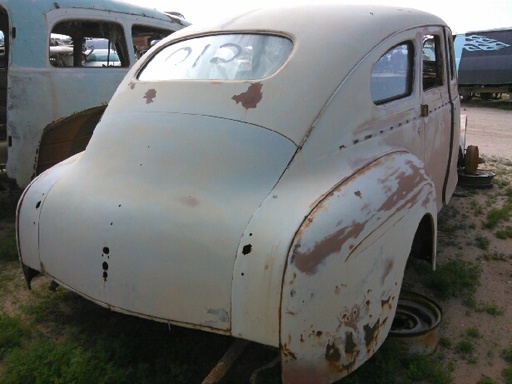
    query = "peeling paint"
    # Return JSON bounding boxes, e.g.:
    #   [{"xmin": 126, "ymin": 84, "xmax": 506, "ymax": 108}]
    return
[
  {"xmin": 231, "ymin": 83, "xmax": 263, "ymax": 109},
  {"xmin": 293, "ymin": 221, "xmax": 365, "ymax": 275},
  {"xmin": 207, "ymin": 308, "xmax": 229, "ymax": 323},
  {"xmin": 143, "ymin": 89, "xmax": 157, "ymax": 104}
]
